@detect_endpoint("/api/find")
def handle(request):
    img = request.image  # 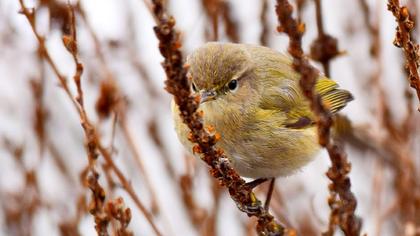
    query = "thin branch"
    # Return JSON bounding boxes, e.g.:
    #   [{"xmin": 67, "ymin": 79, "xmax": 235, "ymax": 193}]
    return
[
  {"xmin": 259, "ymin": 0, "xmax": 269, "ymax": 46},
  {"xmin": 310, "ymin": 0, "xmax": 340, "ymax": 77},
  {"xmin": 388, "ymin": 0, "xmax": 420, "ymax": 111},
  {"xmin": 78, "ymin": 1, "xmax": 162, "ymax": 214}
]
